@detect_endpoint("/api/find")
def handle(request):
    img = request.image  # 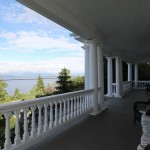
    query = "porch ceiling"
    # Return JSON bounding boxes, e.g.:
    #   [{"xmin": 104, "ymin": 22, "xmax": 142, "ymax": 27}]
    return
[{"xmin": 17, "ymin": 0, "xmax": 150, "ymax": 63}]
